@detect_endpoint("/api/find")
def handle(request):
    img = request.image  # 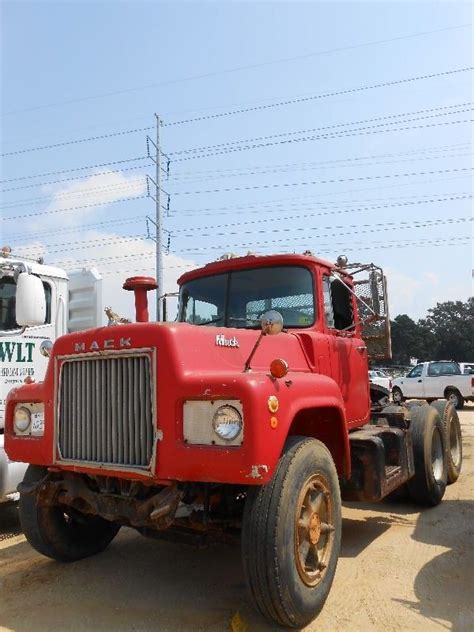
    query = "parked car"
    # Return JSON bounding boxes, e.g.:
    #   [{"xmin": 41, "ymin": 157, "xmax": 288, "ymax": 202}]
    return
[
  {"xmin": 392, "ymin": 361, "xmax": 474, "ymax": 409},
  {"xmin": 368, "ymin": 369, "xmax": 392, "ymax": 391}
]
